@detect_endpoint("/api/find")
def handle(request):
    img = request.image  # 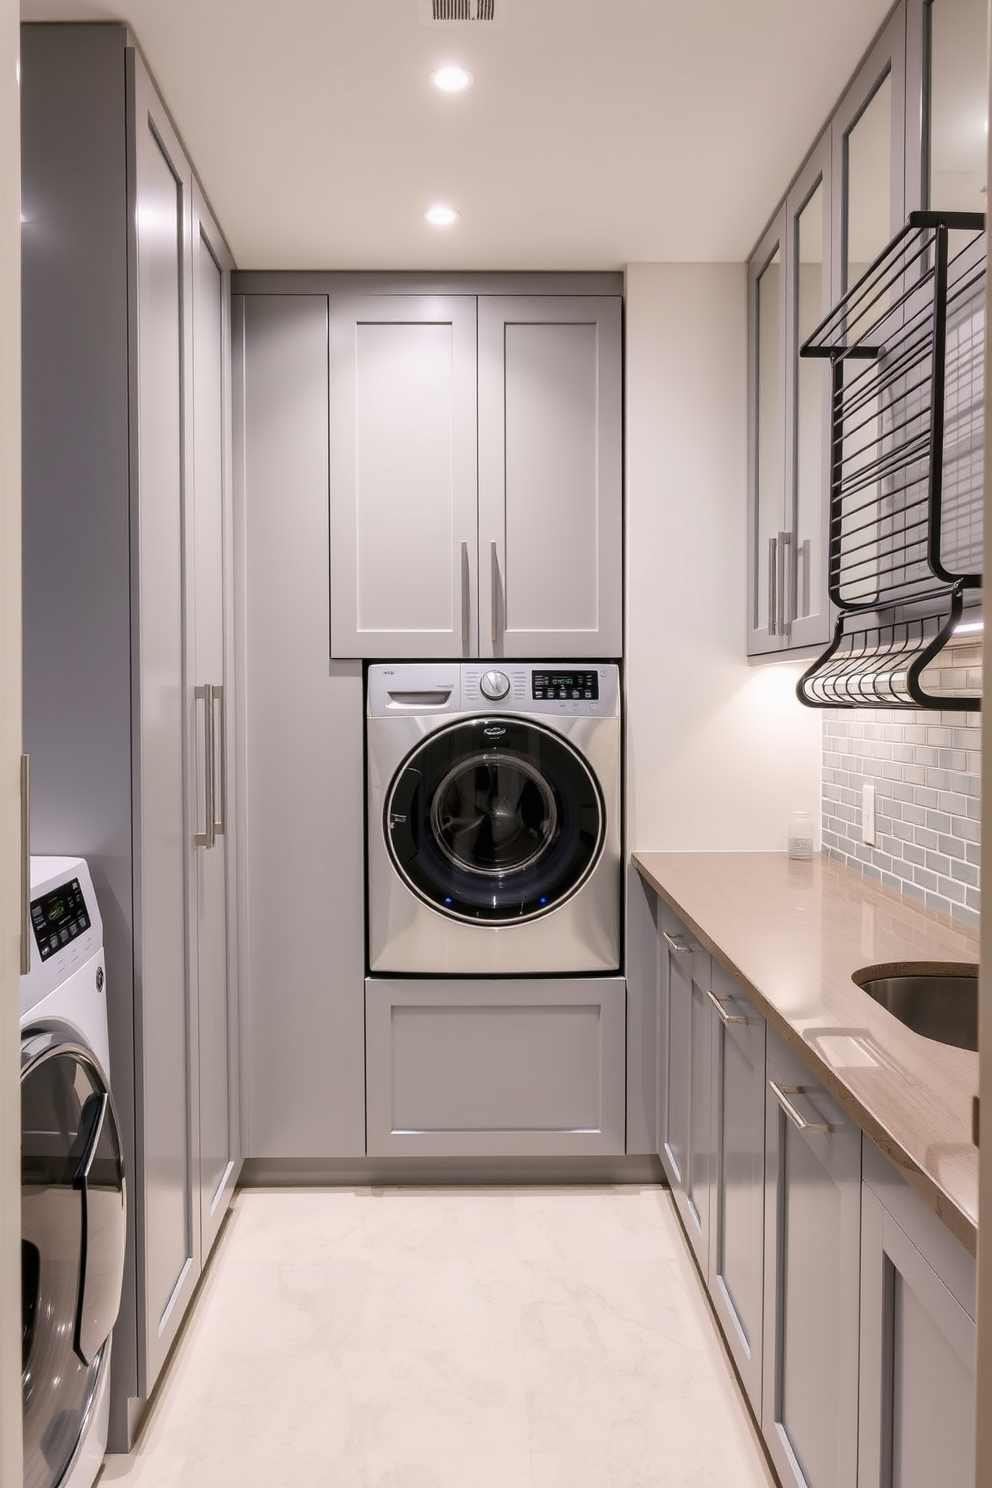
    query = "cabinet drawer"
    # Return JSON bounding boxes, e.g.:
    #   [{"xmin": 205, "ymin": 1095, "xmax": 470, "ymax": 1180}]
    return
[{"xmin": 365, "ymin": 977, "xmax": 625, "ymax": 1157}]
